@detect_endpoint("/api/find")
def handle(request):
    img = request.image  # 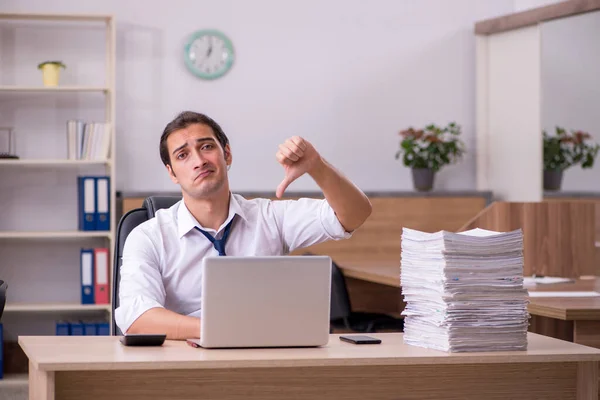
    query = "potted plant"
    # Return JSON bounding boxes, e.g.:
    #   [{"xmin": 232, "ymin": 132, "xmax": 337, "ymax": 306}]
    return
[
  {"xmin": 395, "ymin": 122, "xmax": 465, "ymax": 191},
  {"xmin": 37, "ymin": 61, "xmax": 66, "ymax": 87},
  {"xmin": 543, "ymin": 126, "xmax": 599, "ymax": 191}
]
